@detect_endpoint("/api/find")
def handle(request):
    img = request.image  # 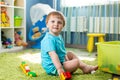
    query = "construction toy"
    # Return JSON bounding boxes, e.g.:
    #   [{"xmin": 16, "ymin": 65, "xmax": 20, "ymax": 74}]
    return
[
  {"xmin": 20, "ymin": 61, "xmax": 37, "ymax": 77},
  {"xmin": 113, "ymin": 77, "xmax": 119, "ymax": 80},
  {"xmin": 60, "ymin": 72, "xmax": 72, "ymax": 80}
]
